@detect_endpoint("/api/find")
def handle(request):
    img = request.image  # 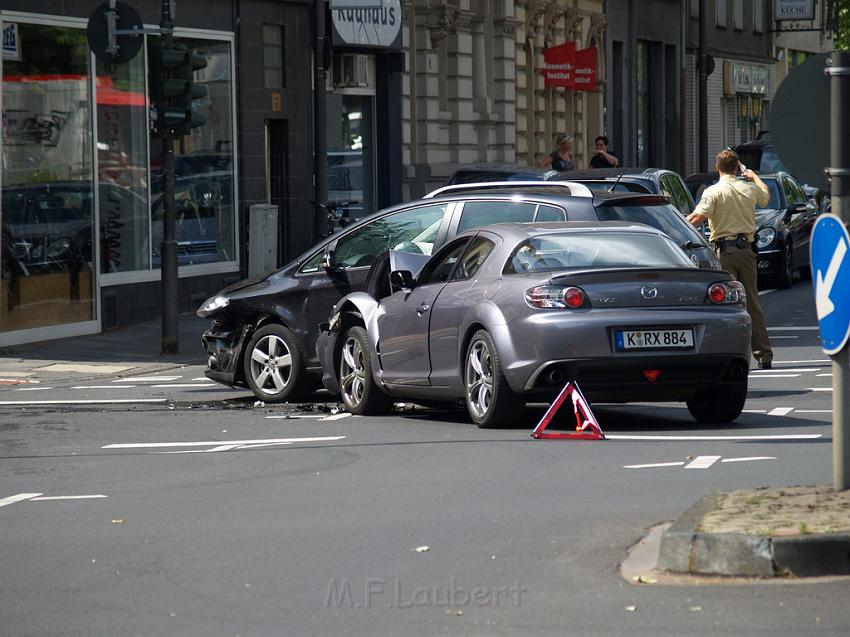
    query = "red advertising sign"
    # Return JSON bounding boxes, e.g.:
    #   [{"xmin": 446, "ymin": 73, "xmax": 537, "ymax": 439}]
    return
[
  {"xmin": 573, "ymin": 47, "xmax": 597, "ymax": 92},
  {"xmin": 542, "ymin": 41, "xmax": 576, "ymax": 88}
]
